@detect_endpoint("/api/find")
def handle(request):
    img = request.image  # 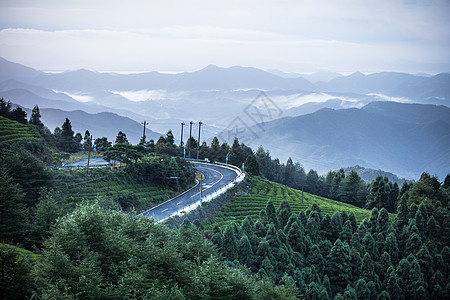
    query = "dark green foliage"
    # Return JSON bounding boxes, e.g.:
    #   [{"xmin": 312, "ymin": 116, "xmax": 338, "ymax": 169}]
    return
[
  {"xmin": 276, "ymin": 199, "xmax": 292, "ymax": 229},
  {"xmin": 222, "ymin": 224, "xmax": 239, "ymax": 261},
  {"xmin": 57, "ymin": 117, "xmax": 81, "ymax": 153},
  {"xmin": 327, "ymin": 239, "xmax": 352, "ymax": 293},
  {"xmin": 245, "ymin": 153, "xmax": 260, "ymax": 176},
  {"xmin": 104, "ymin": 142, "xmax": 143, "ymax": 164},
  {"xmin": 0, "ymin": 244, "xmax": 35, "ymax": 300},
  {"xmin": 93, "ymin": 136, "xmax": 112, "ymax": 151},
  {"xmin": 0, "ymin": 169, "xmax": 27, "ymax": 244},
  {"xmin": 337, "ymin": 170, "xmax": 367, "ymax": 207},
  {"xmin": 10, "ymin": 106, "xmax": 27, "ymax": 124},
  {"xmin": 209, "ymin": 167, "xmax": 450, "ymax": 298},
  {"xmin": 31, "ymin": 202, "xmax": 294, "ymax": 299},
  {"xmin": 29, "ymin": 105, "xmax": 43, "ymax": 128},
  {"xmin": 114, "ymin": 130, "xmax": 128, "ymax": 144},
  {"xmin": 155, "ymin": 130, "xmax": 179, "ymax": 156}
]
